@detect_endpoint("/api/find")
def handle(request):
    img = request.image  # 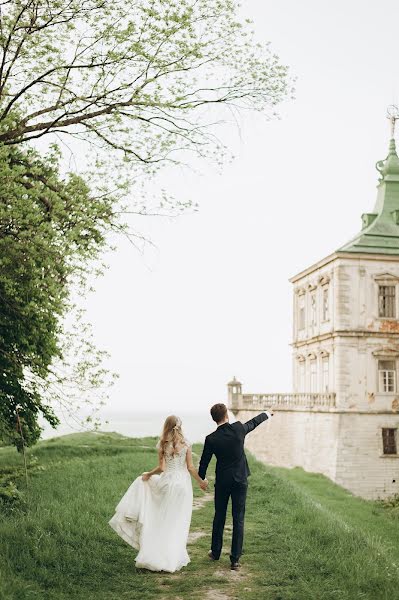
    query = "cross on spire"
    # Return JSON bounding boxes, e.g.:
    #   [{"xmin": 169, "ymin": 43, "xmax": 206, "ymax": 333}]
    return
[{"xmin": 387, "ymin": 105, "xmax": 399, "ymax": 138}]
